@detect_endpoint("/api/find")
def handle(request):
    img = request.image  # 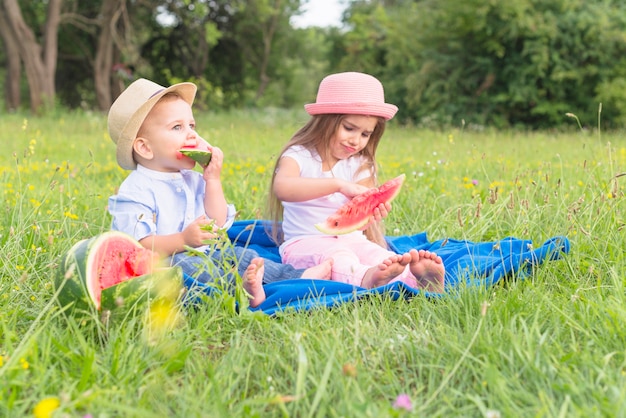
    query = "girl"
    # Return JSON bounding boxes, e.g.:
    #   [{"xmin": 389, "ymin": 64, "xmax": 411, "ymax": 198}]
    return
[{"xmin": 269, "ymin": 72, "xmax": 445, "ymax": 291}]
